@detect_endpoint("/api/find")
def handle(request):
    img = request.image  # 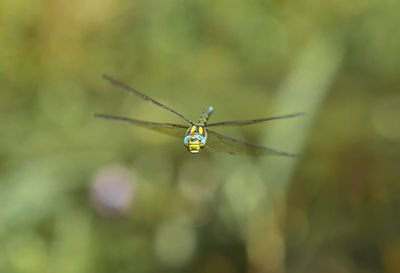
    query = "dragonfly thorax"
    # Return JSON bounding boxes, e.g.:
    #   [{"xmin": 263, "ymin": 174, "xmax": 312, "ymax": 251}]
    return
[{"xmin": 184, "ymin": 125, "xmax": 207, "ymax": 153}]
